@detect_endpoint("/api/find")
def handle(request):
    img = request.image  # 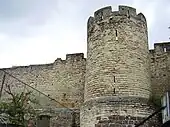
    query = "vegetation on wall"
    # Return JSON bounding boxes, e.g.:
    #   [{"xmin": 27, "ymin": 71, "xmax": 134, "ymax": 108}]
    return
[{"xmin": 0, "ymin": 84, "xmax": 38, "ymax": 127}]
